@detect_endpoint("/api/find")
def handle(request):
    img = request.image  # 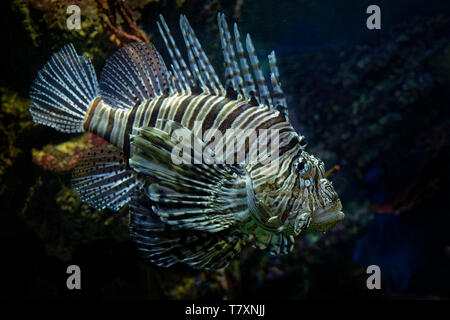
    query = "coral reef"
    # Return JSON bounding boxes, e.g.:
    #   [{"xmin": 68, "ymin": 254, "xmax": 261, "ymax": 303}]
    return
[{"xmin": 97, "ymin": 0, "xmax": 151, "ymax": 45}]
